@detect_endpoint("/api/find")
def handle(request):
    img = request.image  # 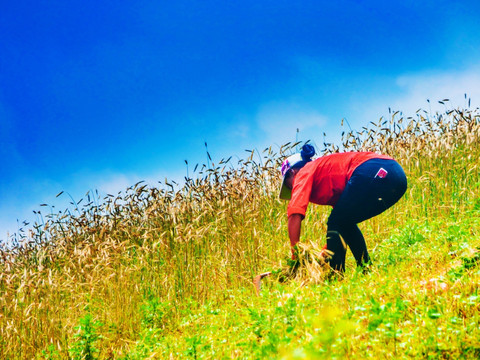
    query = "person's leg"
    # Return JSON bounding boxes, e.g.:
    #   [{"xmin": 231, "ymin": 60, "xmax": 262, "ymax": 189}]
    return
[
  {"xmin": 326, "ymin": 159, "xmax": 407, "ymax": 270},
  {"xmin": 326, "ymin": 162, "xmax": 373, "ymax": 271},
  {"xmin": 341, "ymin": 224, "xmax": 370, "ymax": 267},
  {"xmin": 326, "ymin": 229, "xmax": 347, "ymax": 271},
  {"xmin": 327, "ymin": 219, "xmax": 369, "ymax": 270}
]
